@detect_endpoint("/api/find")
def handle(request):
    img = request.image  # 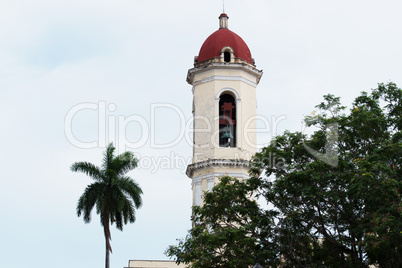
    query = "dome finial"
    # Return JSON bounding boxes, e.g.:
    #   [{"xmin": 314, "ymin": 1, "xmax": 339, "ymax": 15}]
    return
[{"xmin": 219, "ymin": 13, "xmax": 229, "ymax": 29}]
